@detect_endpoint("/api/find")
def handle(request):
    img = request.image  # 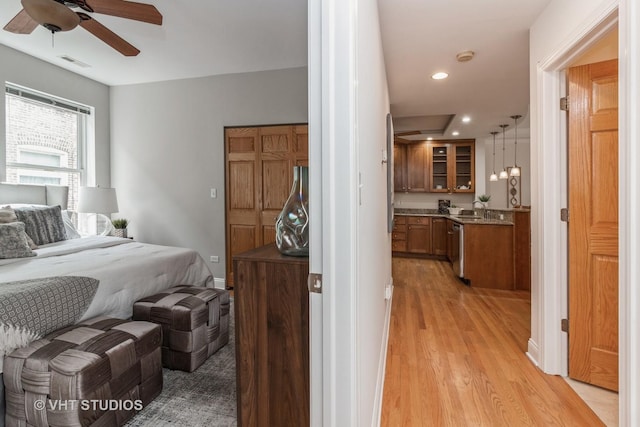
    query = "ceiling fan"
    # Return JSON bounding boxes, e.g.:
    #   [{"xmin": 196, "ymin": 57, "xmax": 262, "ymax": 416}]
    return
[{"xmin": 3, "ymin": 0, "xmax": 163, "ymax": 56}]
